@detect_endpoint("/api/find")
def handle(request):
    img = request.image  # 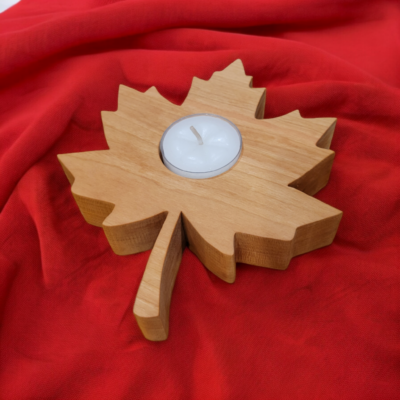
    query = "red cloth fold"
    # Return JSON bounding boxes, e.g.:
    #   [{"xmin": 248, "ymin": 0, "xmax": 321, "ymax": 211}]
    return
[{"xmin": 0, "ymin": 0, "xmax": 399, "ymax": 398}]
